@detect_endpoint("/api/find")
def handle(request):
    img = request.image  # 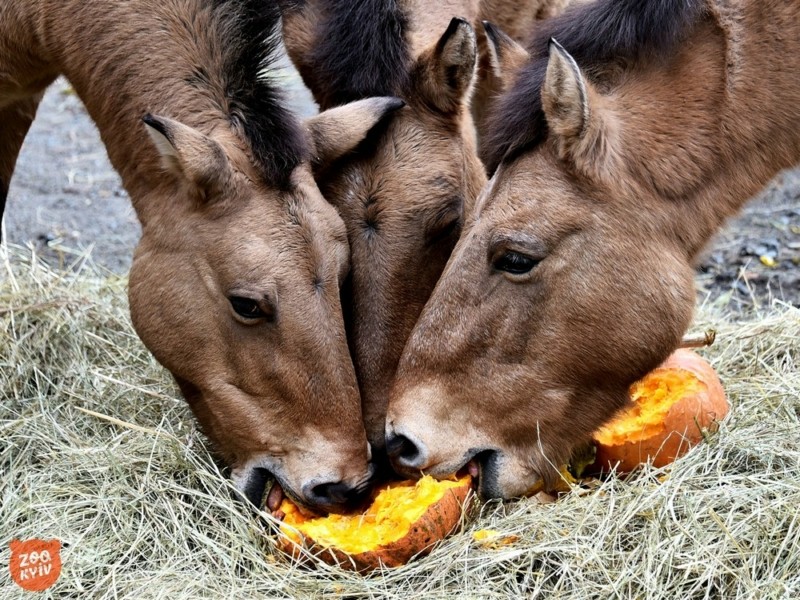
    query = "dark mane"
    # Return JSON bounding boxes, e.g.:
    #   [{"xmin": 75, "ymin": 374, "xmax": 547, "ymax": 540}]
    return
[
  {"xmin": 309, "ymin": 0, "xmax": 411, "ymax": 105},
  {"xmin": 482, "ymin": 0, "xmax": 706, "ymax": 173},
  {"xmin": 213, "ymin": 0, "xmax": 308, "ymax": 188}
]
